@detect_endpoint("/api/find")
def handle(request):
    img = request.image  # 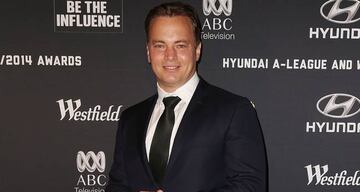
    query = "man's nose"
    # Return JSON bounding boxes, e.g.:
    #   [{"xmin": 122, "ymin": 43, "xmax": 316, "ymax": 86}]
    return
[{"xmin": 165, "ymin": 46, "xmax": 176, "ymax": 60}]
